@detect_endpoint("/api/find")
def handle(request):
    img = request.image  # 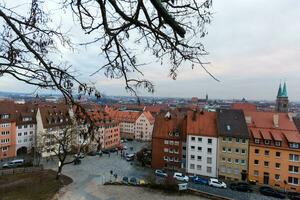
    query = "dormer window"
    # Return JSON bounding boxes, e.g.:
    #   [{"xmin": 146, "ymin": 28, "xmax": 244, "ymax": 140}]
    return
[
  {"xmin": 289, "ymin": 143, "xmax": 299, "ymax": 149},
  {"xmin": 275, "ymin": 141, "xmax": 281, "ymax": 147},
  {"xmin": 226, "ymin": 125, "xmax": 231, "ymax": 131},
  {"xmin": 1, "ymin": 114, "xmax": 9, "ymax": 119},
  {"xmin": 254, "ymin": 139, "xmax": 260, "ymax": 144},
  {"xmin": 264, "ymin": 140, "xmax": 270, "ymax": 145}
]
